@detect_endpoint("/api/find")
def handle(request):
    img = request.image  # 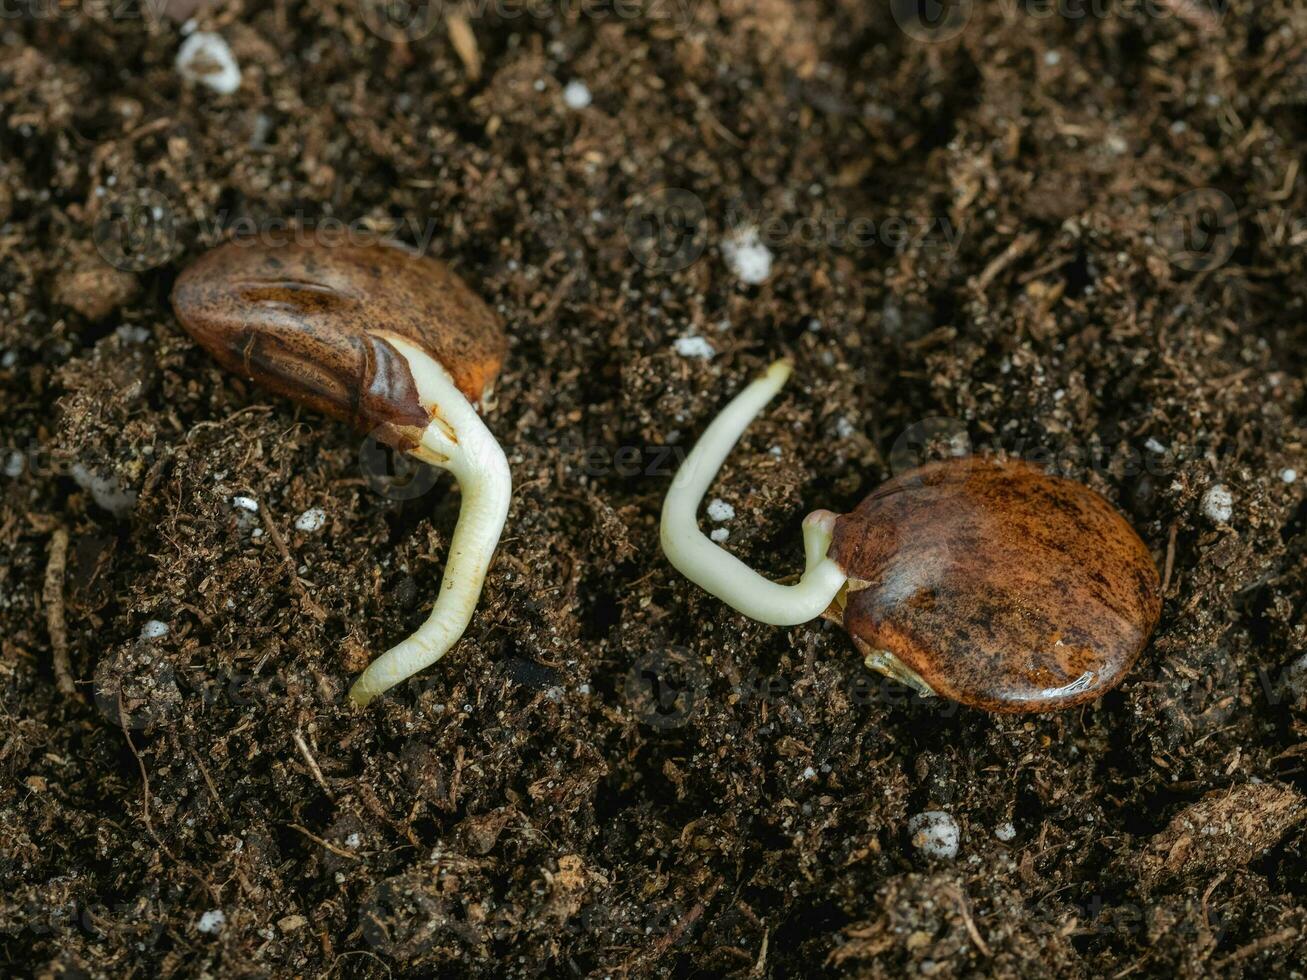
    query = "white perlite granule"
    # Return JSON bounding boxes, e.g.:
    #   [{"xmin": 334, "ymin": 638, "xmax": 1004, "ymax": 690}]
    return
[
  {"xmin": 1201, "ymin": 484, "xmax": 1233, "ymax": 523},
  {"xmin": 706, "ymin": 498, "xmax": 735, "ymax": 522},
  {"xmin": 140, "ymin": 620, "xmax": 170, "ymax": 640},
  {"xmin": 176, "ymin": 32, "xmax": 242, "ymax": 95},
  {"xmin": 562, "ymin": 80, "xmax": 592, "ymax": 109},
  {"xmin": 721, "ymin": 226, "xmax": 773, "ymax": 285},
  {"xmin": 673, "ymin": 336, "xmax": 715, "ymax": 360},
  {"xmin": 907, "ymin": 810, "xmax": 960, "ymax": 859},
  {"xmin": 196, "ymin": 909, "xmax": 226, "ymax": 934},
  {"xmin": 71, "ymin": 464, "xmax": 137, "ymax": 518},
  {"xmin": 294, "ymin": 508, "xmax": 326, "ymax": 532}
]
